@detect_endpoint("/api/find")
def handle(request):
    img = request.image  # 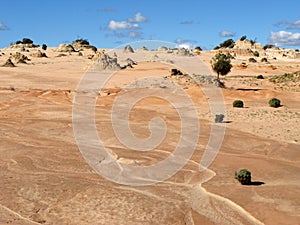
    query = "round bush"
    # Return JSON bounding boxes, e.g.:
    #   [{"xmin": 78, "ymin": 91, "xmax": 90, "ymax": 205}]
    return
[
  {"xmin": 233, "ymin": 100, "xmax": 244, "ymax": 108},
  {"xmin": 235, "ymin": 169, "xmax": 251, "ymax": 185},
  {"xmin": 257, "ymin": 75, "xmax": 264, "ymax": 79},
  {"xmin": 269, "ymin": 98, "xmax": 281, "ymax": 108}
]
